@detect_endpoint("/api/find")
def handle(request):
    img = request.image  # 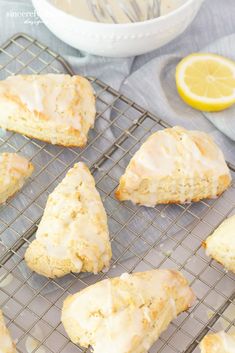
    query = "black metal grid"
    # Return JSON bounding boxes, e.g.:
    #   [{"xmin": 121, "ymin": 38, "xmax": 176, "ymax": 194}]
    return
[{"xmin": 0, "ymin": 33, "xmax": 234, "ymax": 353}]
